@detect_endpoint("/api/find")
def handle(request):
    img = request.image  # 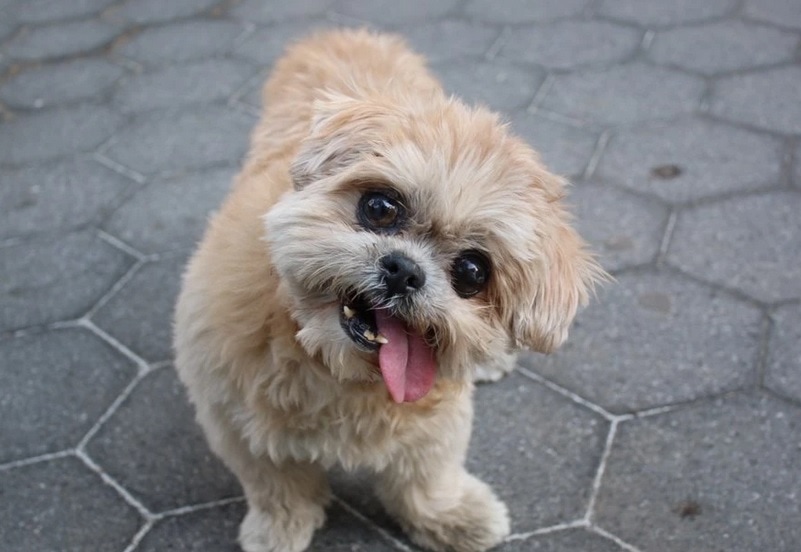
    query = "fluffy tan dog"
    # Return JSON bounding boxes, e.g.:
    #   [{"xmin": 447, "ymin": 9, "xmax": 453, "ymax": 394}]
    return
[{"xmin": 174, "ymin": 29, "xmax": 605, "ymax": 552}]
